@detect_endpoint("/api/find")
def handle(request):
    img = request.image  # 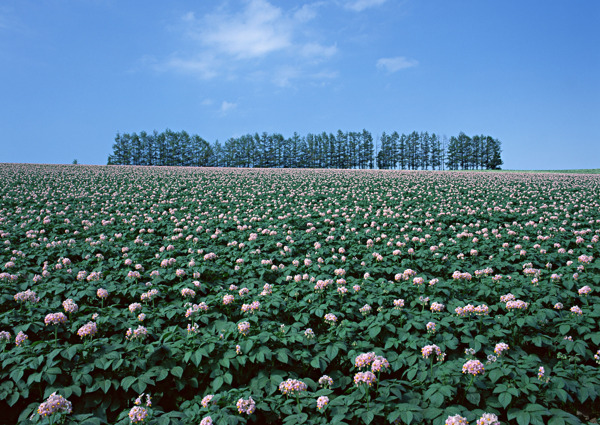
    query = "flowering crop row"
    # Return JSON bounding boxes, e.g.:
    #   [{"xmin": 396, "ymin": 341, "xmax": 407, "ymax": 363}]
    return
[{"xmin": 0, "ymin": 164, "xmax": 599, "ymax": 424}]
